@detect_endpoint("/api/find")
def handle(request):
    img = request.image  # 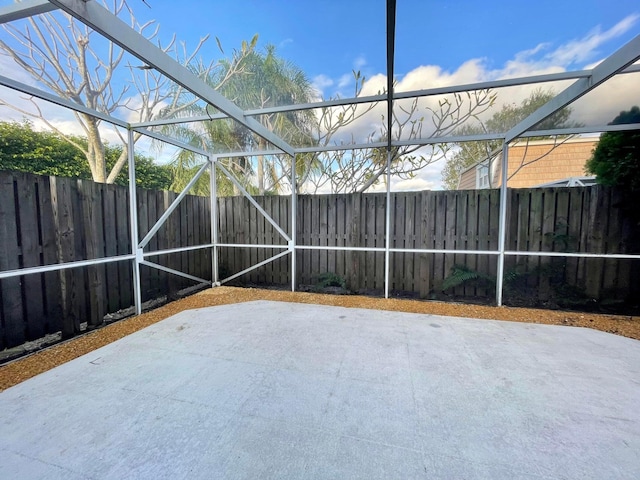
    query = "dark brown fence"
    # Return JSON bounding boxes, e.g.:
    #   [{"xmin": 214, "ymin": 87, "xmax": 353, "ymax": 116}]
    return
[
  {"xmin": 0, "ymin": 171, "xmax": 211, "ymax": 350},
  {"xmin": 218, "ymin": 188, "xmax": 638, "ymax": 305},
  {"xmin": 1, "ymin": 170, "xmax": 638, "ymax": 350}
]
